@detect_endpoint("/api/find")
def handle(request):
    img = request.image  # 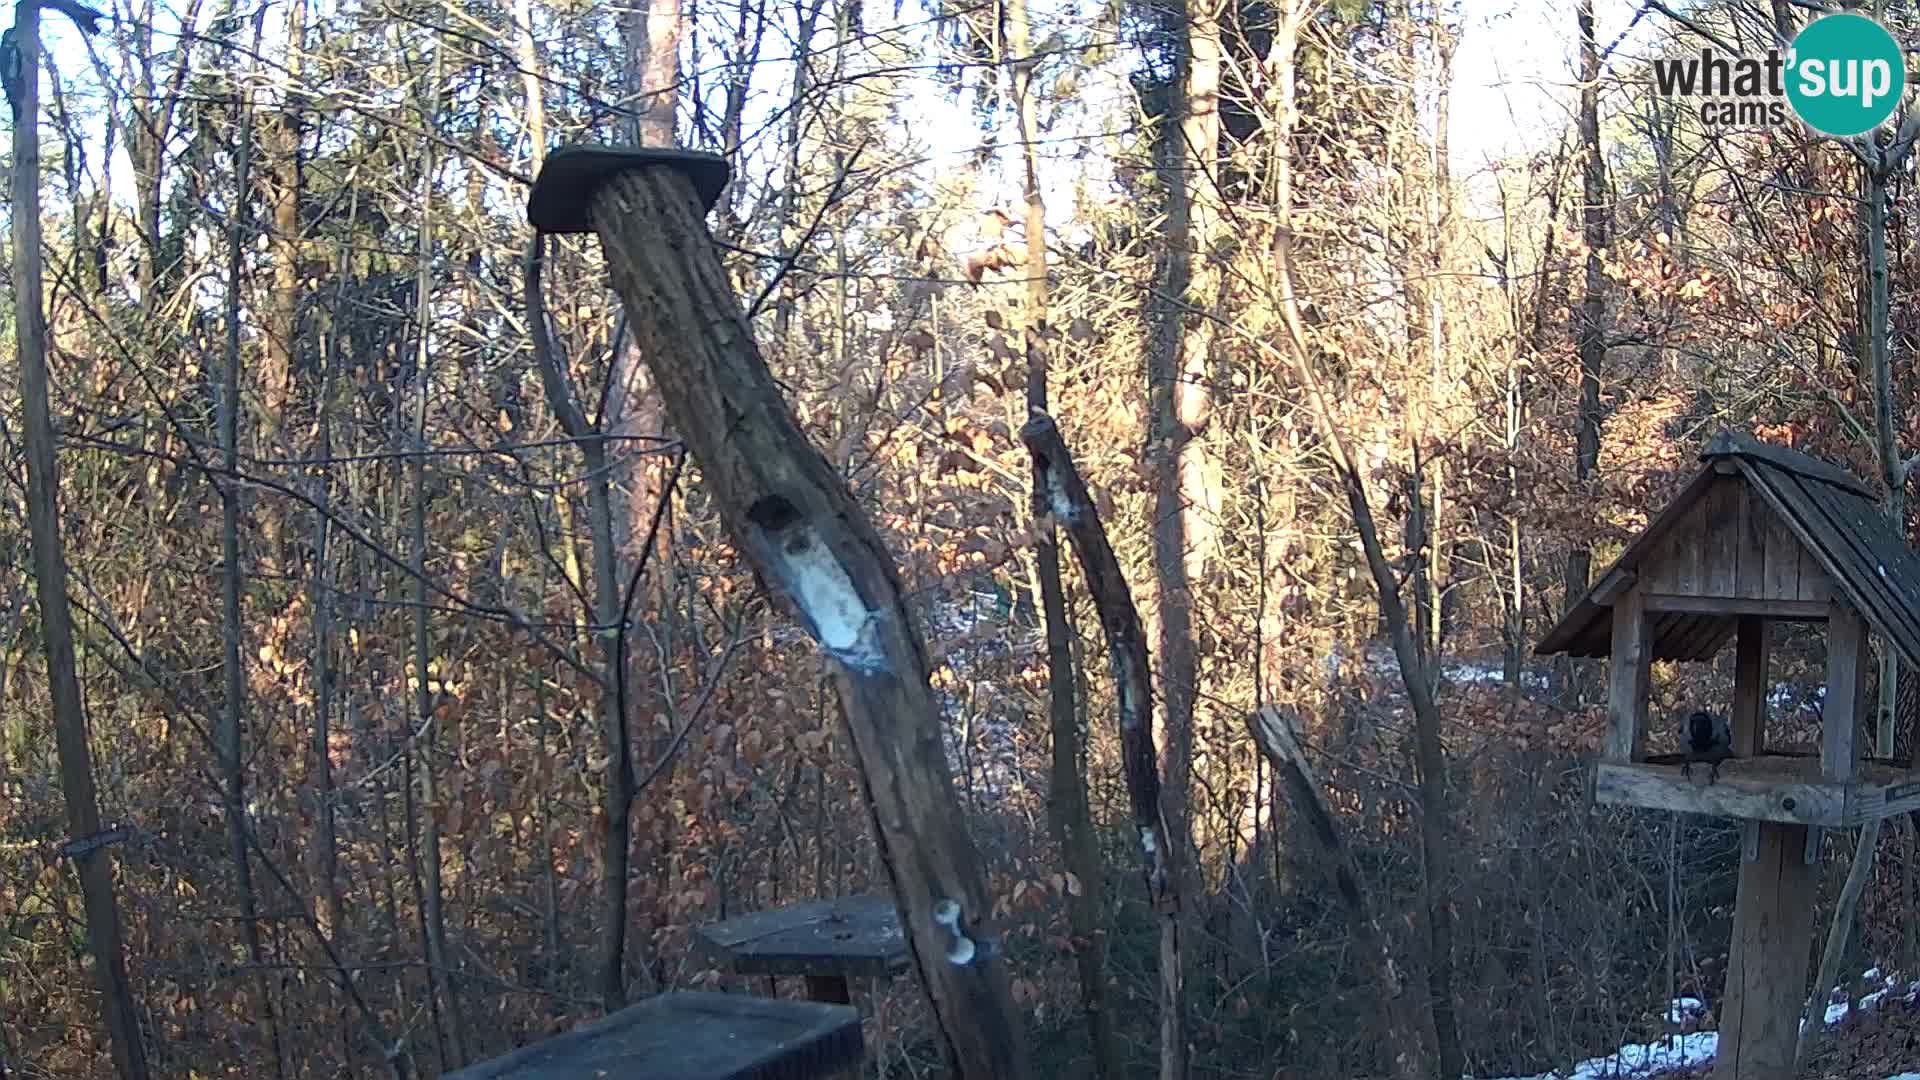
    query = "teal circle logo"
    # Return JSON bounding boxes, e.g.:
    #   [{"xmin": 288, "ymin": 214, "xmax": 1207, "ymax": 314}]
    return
[{"xmin": 1787, "ymin": 14, "xmax": 1905, "ymax": 136}]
